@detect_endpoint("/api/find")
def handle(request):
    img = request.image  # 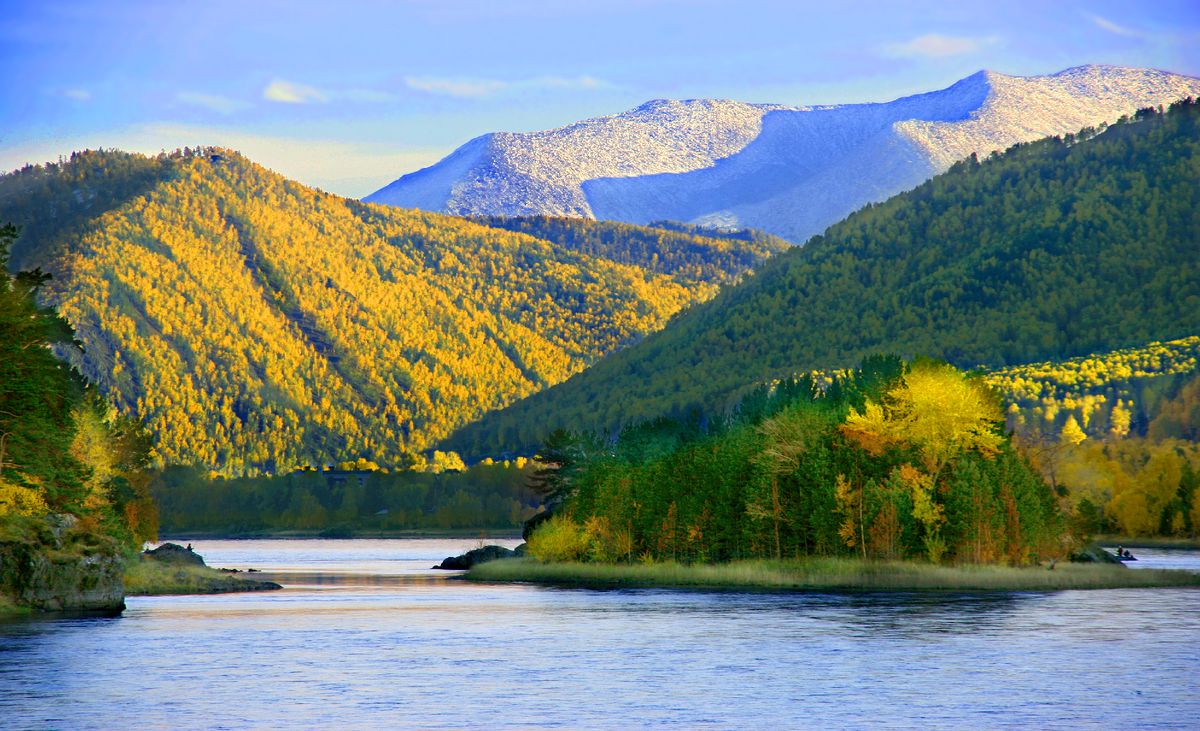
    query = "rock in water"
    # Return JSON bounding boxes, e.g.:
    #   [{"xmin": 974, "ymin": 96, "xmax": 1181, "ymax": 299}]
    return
[
  {"xmin": 1070, "ymin": 544, "xmax": 1125, "ymax": 565},
  {"xmin": 143, "ymin": 542, "xmax": 206, "ymax": 566},
  {"xmin": 433, "ymin": 544, "xmax": 522, "ymax": 570}
]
